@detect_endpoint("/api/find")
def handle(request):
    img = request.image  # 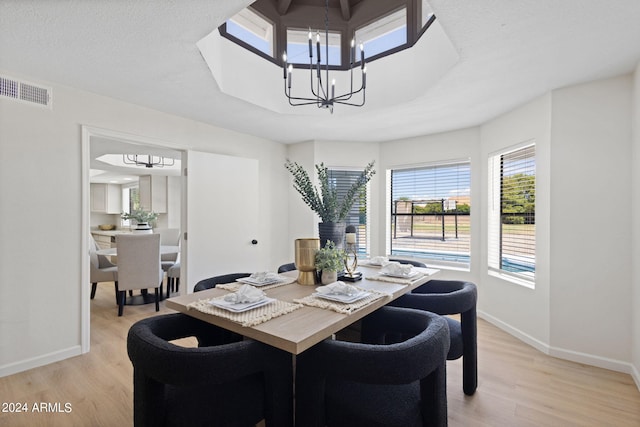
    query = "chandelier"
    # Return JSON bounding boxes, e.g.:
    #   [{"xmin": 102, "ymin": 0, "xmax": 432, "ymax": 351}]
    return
[
  {"xmin": 282, "ymin": 0, "xmax": 366, "ymax": 113},
  {"xmin": 122, "ymin": 154, "xmax": 175, "ymax": 168}
]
